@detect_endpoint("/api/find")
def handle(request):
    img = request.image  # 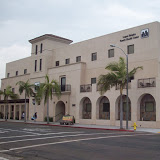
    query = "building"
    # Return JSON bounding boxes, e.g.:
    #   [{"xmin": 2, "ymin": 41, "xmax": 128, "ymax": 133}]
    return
[{"xmin": 0, "ymin": 21, "xmax": 160, "ymax": 128}]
